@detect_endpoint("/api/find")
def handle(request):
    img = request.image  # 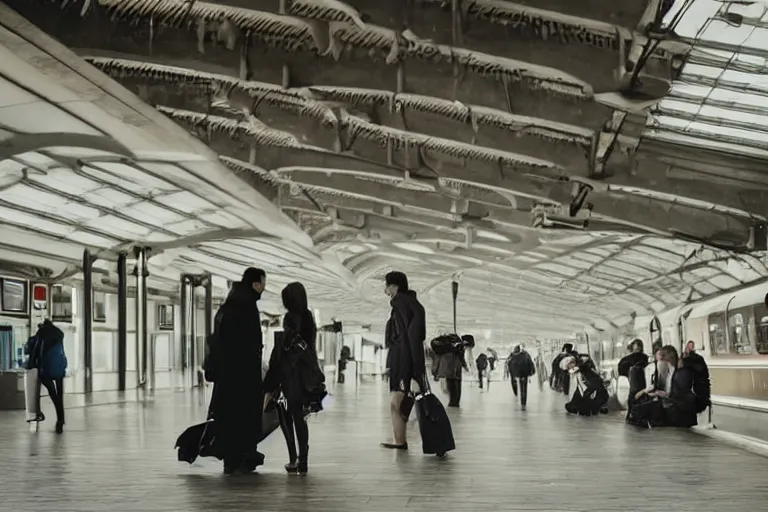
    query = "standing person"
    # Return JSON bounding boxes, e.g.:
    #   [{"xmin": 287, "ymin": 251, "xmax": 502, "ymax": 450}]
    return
[
  {"xmin": 475, "ymin": 352, "xmax": 488, "ymax": 390},
  {"xmin": 618, "ymin": 339, "xmax": 648, "ymax": 377},
  {"xmin": 264, "ymin": 282, "xmax": 323, "ymax": 475},
  {"xmin": 380, "ymin": 271, "xmax": 426, "ymax": 451},
  {"xmin": 208, "ymin": 267, "xmax": 266, "ymax": 475},
  {"xmin": 550, "ymin": 343, "xmax": 575, "ymax": 394},
  {"xmin": 507, "ymin": 345, "xmax": 535, "ymax": 409}
]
